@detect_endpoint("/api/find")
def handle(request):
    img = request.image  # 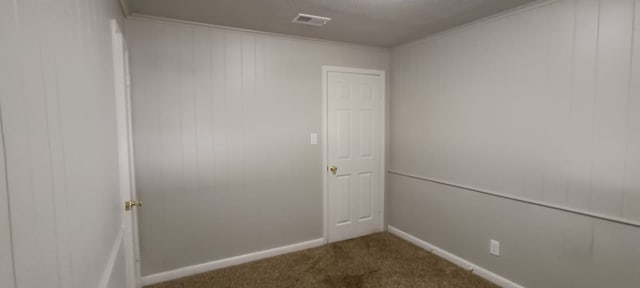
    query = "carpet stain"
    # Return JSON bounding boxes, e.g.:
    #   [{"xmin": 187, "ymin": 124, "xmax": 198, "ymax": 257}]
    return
[{"xmin": 146, "ymin": 232, "xmax": 499, "ymax": 288}]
